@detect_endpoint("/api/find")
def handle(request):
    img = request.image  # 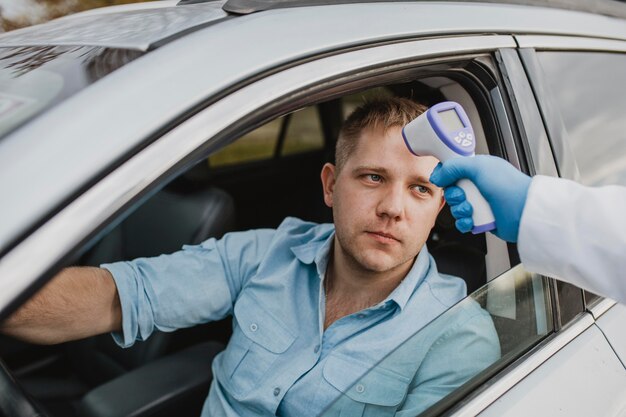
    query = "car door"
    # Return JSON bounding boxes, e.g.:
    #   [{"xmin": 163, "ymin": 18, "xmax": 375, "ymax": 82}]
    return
[{"xmin": 0, "ymin": 29, "xmax": 545, "ymax": 414}]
